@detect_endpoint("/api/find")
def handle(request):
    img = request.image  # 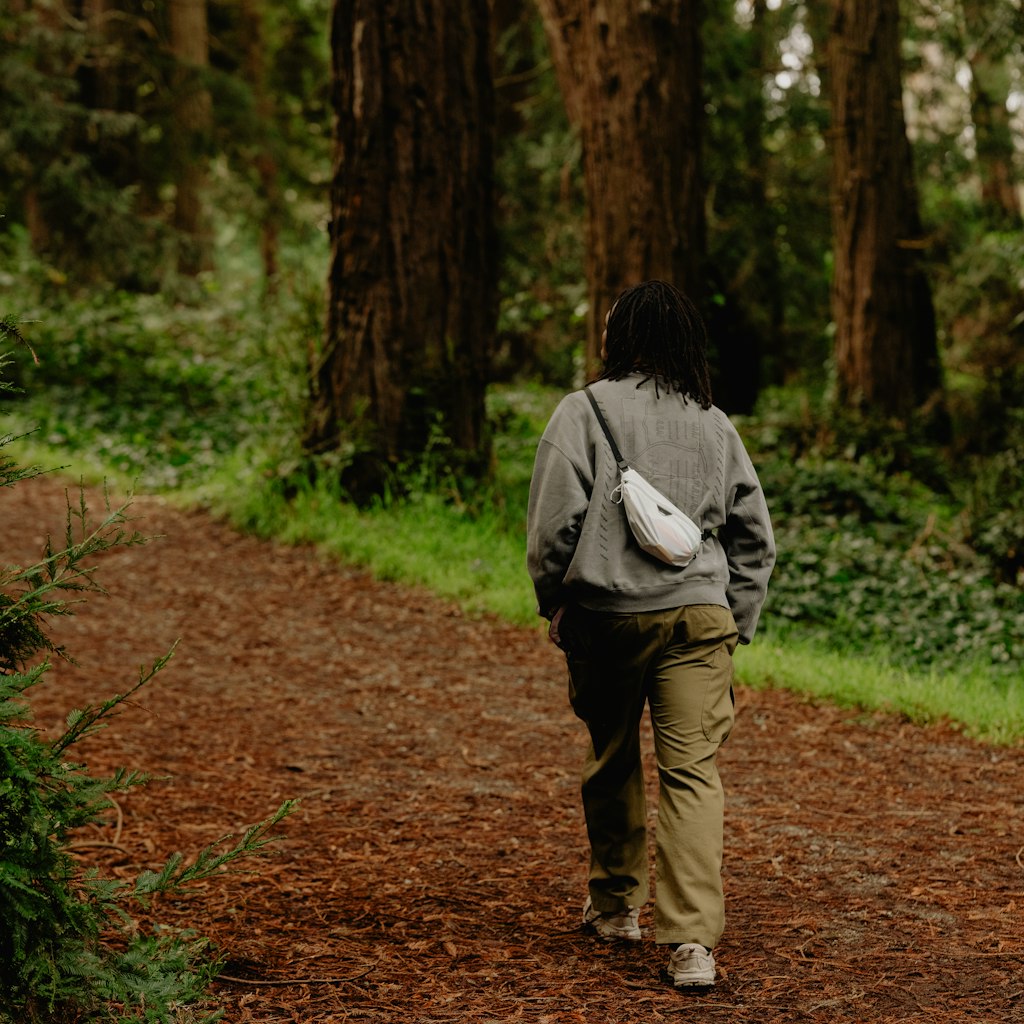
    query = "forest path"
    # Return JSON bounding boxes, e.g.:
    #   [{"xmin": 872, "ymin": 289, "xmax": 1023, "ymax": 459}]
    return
[{"xmin": 7, "ymin": 475, "xmax": 1024, "ymax": 1023}]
